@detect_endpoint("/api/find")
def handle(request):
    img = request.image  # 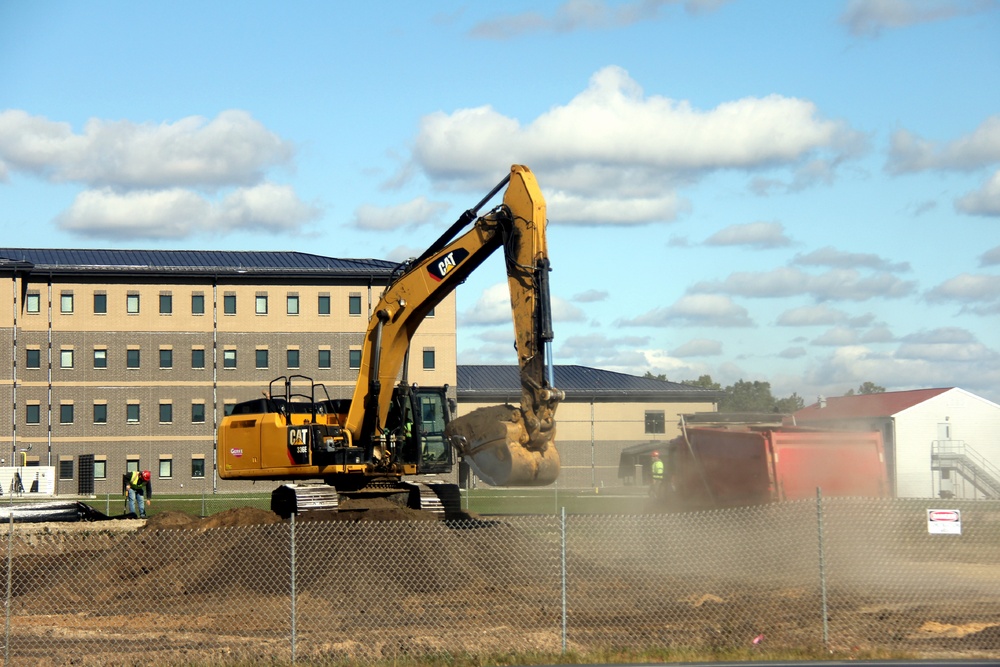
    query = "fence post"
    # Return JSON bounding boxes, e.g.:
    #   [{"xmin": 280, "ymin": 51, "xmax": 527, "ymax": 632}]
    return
[
  {"xmin": 561, "ymin": 506, "xmax": 567, "ymax": 654},
  {"xmin": 816, "ymin": 487, "xmax": 829, "ymax": 648},
  {"xmin": 290, "ymin": 512, "xmax": 297, "ymax": 664},
  {"xmin": 5, "ymin": 493, "xmax": 13, "ymax": 665}
]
